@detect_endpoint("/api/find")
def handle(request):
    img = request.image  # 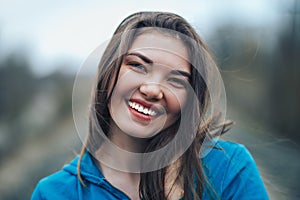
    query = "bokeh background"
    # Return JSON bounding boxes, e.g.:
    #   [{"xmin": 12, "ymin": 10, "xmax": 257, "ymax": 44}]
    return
[{"xmin": 0, "ymin": 0, "xmax": 299, "ymax": 199}]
